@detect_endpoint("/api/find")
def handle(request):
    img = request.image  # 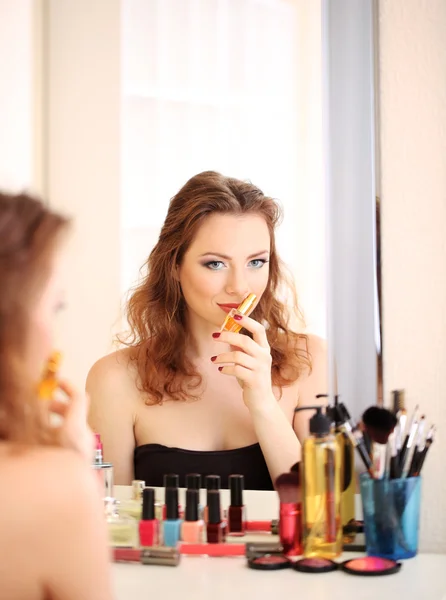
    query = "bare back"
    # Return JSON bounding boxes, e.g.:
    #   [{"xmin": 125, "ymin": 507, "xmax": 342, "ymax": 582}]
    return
[{"xmin": 0, "ymin": 445, "xmax": 113, "ymax": 600}]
